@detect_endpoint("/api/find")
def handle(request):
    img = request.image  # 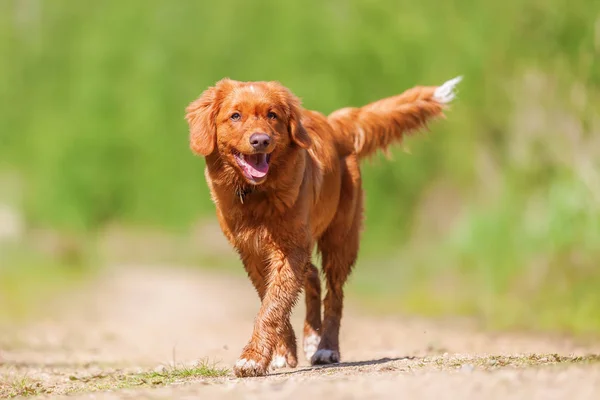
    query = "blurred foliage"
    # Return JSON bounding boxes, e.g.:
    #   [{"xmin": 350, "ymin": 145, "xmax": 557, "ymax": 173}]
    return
[
  {"xmin": 0, "ymin": 242, "xmax": 91, "ymax": 321},
  {"xmin": 1, "ymin": 0, "xmax": 600, "ymax": 333}
]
